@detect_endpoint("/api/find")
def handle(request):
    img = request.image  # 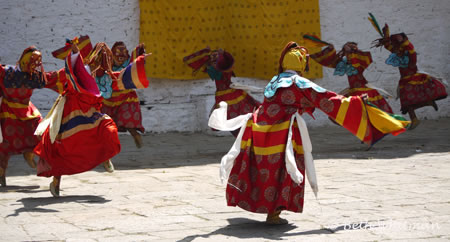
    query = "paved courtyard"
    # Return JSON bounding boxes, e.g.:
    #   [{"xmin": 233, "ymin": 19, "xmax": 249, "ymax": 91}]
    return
[{"xmin": 1, "ymin": 118, "xmax": 450, "ymax": 241}]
